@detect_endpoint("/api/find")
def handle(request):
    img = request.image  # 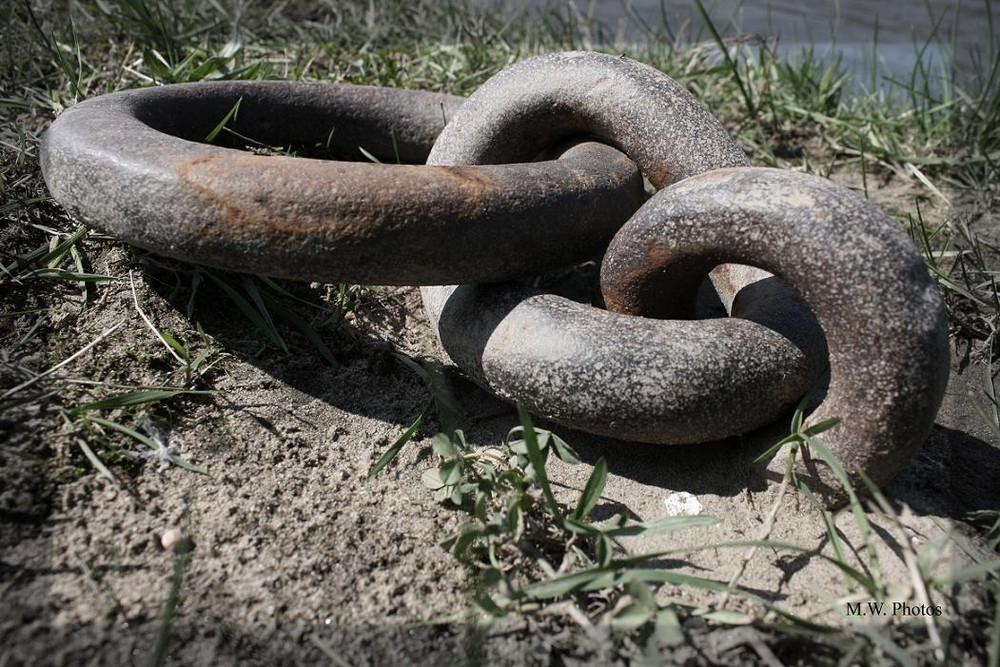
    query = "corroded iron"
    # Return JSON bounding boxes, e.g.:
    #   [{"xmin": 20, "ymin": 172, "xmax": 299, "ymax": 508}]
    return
[
  {"xmin": 39, "ymin": 52, "xmax": 950, "ymax": 507},
  {"xmin": 41, "ymin": 81, "xmax": 644, "ymax": 284},
  {"xmin": 422, "ymin": 51, "xmax": 829, "ymax": 443},
  {"xmin": 601, "ymin": 168, "xmax": 949, "ymax": 499}
]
